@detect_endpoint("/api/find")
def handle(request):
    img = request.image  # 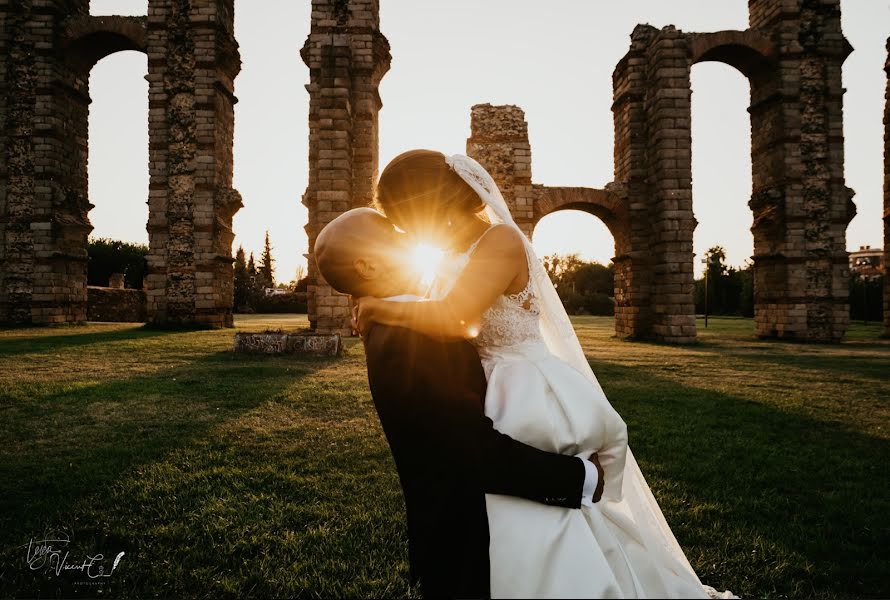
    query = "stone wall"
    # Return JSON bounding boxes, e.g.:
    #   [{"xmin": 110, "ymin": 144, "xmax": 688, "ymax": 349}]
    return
[
  {"xmin": 0, "ymin": 0, "xmax": 242, "ymax": 329},
  {"xmin": 87, "ymin": 286, "xmax": 147, "ymax": 322},
  {"xmin": 301, "ymin": 0, "xmax": 390, "ymax": 335}
]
